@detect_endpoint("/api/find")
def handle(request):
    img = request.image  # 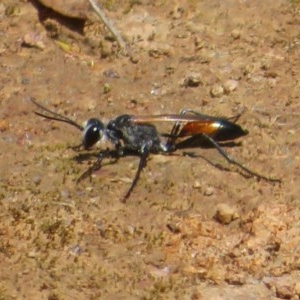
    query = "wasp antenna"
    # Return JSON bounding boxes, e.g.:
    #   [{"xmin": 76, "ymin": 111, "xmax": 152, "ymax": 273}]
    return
[{"xmin": 30, "ymin": 97, "xmax": 84, "ymax": 131}]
